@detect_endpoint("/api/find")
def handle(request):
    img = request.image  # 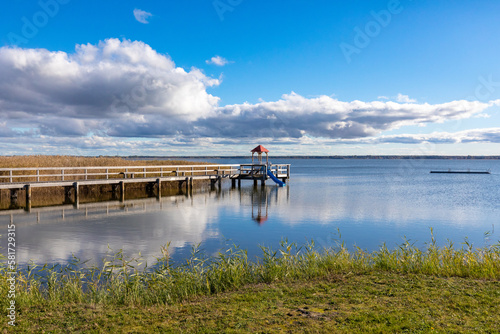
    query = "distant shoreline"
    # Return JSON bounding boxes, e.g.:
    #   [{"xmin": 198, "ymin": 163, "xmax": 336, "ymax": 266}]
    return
[
  {"xmin": 1, "ymin": 155, "xmax": 499, "ymax": 160},
  {"xmin": 128, "ymin": 155, "xmax": 500, "ymax": 160}
]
